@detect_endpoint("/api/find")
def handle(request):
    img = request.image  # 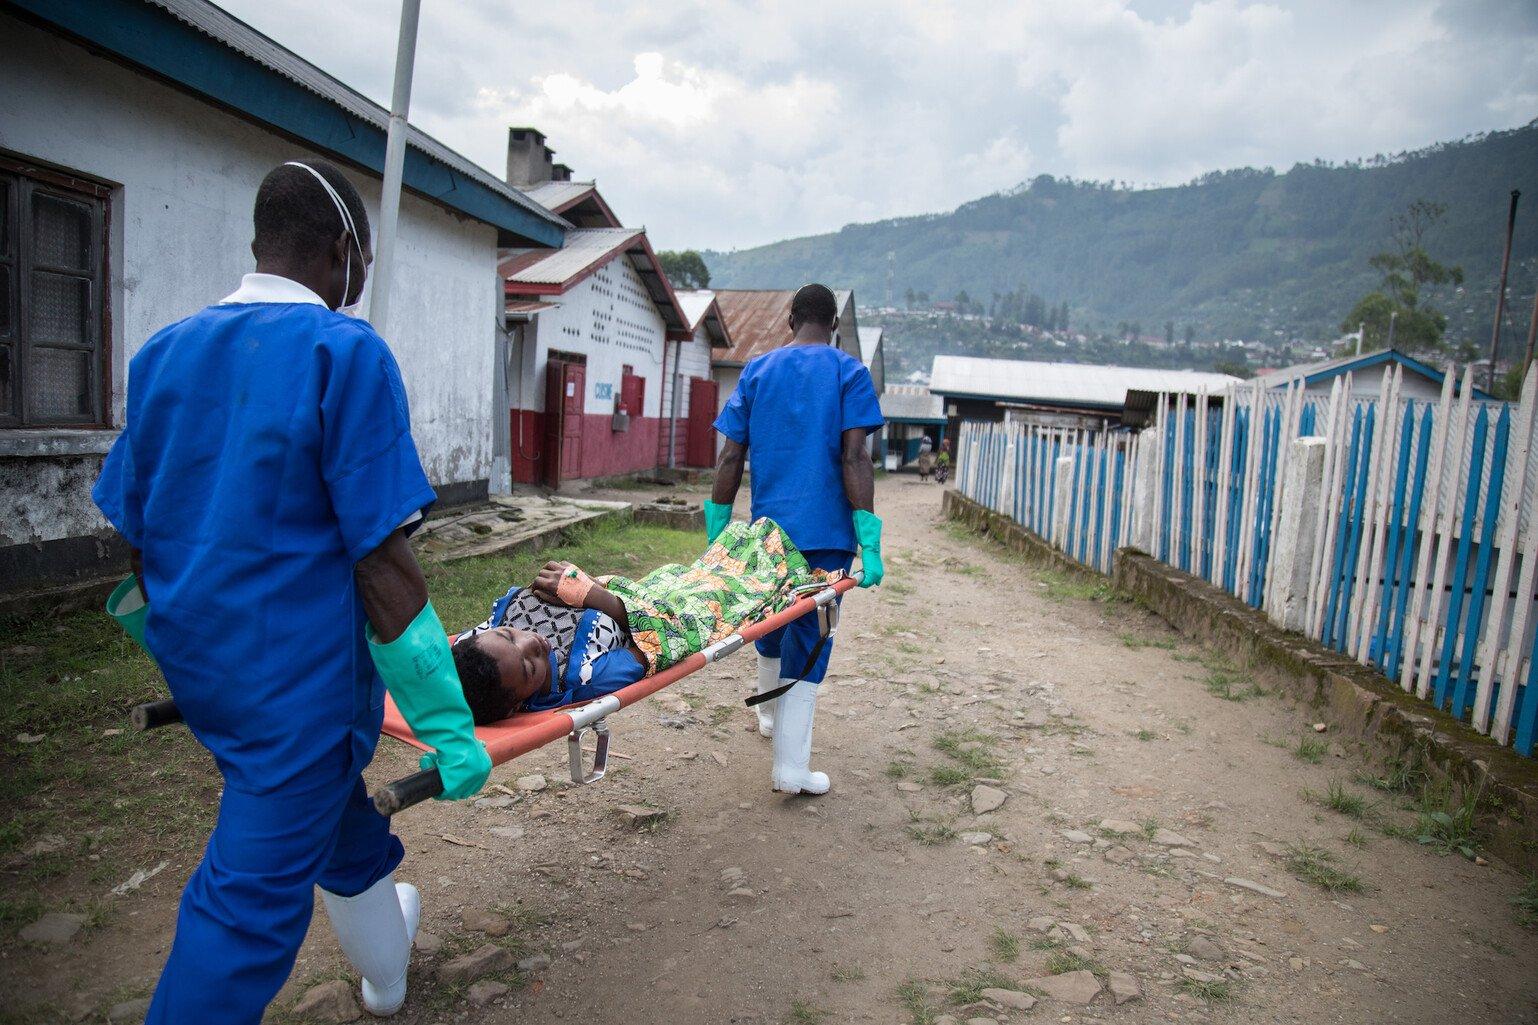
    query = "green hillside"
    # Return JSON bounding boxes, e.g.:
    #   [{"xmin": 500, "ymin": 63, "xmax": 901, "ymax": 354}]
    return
[{"xmin": 705, "ymin": 122, "xmax": 1538, "ymax": 349}]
